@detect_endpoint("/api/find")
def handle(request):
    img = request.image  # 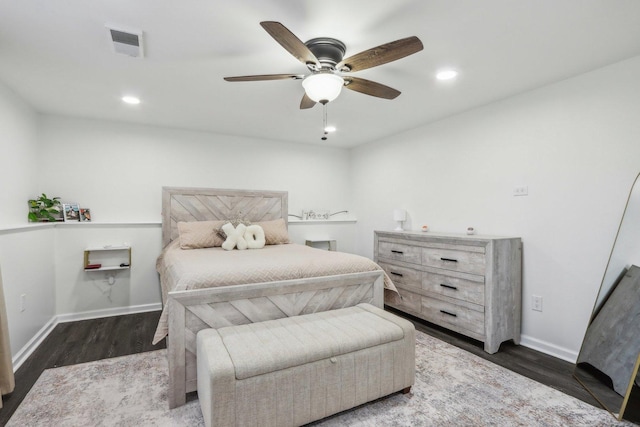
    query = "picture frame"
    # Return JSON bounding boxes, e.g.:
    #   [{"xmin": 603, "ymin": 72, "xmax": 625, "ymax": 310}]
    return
[
  {"xmin": 79, "ymin": 208, "xmax": 91, "ymax": 222},
  {"xmin": 62, "ymin": 203, "xmax": 80, "ymax": 222}
]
